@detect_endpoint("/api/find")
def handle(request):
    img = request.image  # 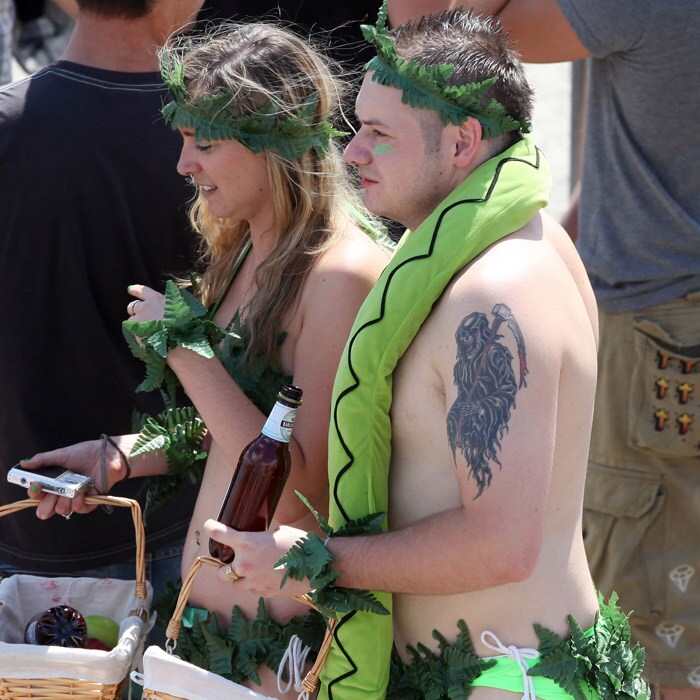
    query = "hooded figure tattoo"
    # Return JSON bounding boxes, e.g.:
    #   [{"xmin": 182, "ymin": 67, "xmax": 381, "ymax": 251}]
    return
[{"xmin": 446, "ymin": 303, "xmax": 528, "ymax": 497}]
